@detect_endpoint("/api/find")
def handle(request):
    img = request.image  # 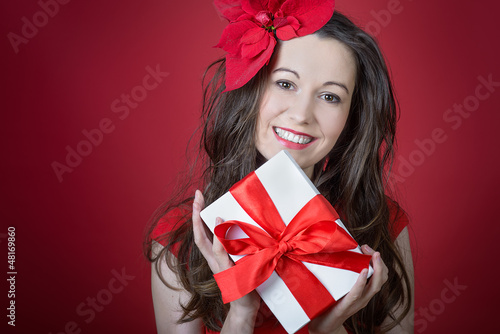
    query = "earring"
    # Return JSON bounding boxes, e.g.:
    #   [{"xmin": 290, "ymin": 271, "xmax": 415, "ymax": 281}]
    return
[{"xmin": 322, "ymin": 156, "xmax": 329, "ymax": 172}]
